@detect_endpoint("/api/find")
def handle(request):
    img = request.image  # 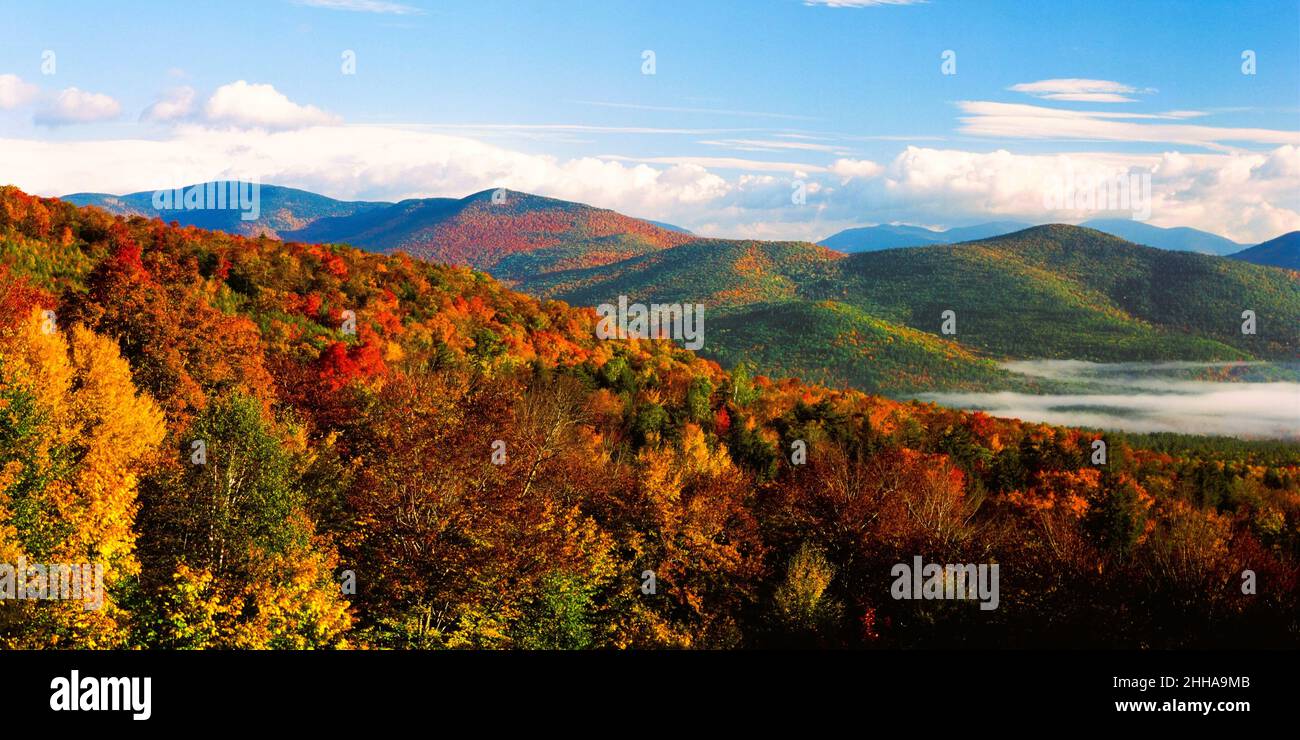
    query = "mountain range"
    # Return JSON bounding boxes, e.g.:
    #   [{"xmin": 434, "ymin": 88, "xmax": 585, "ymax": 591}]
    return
[
  {"xmin": 62, "ymin": 183, "xmax": 1300, "ymax": 395},
  {"xmin": 819, "ymin": 218, "xmax": 1249, "ymax": 256}
]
